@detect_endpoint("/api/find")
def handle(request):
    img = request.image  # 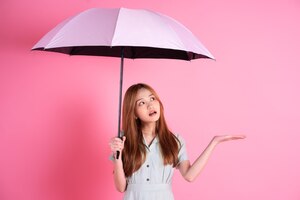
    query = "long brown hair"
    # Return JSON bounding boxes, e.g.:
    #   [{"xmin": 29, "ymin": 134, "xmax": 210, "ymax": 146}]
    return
[{"xmin": 122, "ymin": 83, "xmax": 180, "ymax": 177}]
